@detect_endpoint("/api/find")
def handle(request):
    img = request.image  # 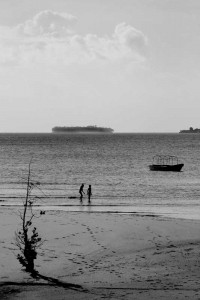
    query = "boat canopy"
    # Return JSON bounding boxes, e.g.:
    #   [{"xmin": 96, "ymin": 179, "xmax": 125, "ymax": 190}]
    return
[{"xmin": 152, "ymin": 155, "xmax": 179, "ymax": 165}]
